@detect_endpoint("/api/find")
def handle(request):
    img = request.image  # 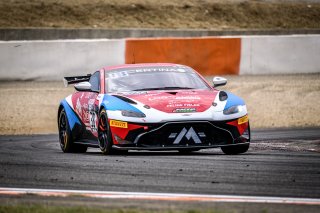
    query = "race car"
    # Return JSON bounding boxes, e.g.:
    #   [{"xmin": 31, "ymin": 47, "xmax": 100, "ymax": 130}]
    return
[{"xmin": 58, "ymin": 63, "xmax": 250, "ymax": 155}]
